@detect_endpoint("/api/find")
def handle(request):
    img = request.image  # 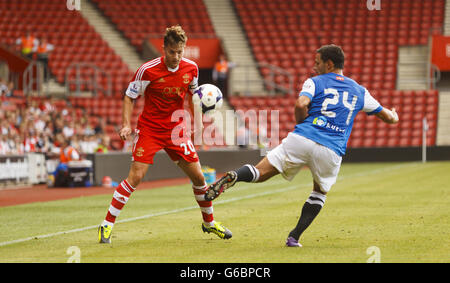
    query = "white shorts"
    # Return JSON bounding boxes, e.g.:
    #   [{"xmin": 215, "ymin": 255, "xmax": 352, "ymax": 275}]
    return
[{"xmin": 266, "ymin": 133, "xmax": 342, "ymax": 193}]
